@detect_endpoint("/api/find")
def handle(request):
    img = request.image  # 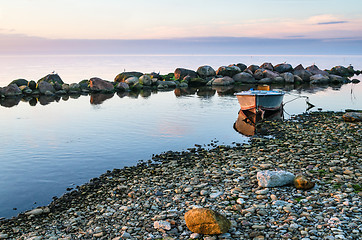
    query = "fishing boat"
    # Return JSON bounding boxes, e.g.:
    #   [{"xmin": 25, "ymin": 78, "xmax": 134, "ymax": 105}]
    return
[{"xmin": 234, "ymin": 88, "xmax": 285, "ymax": 111}]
